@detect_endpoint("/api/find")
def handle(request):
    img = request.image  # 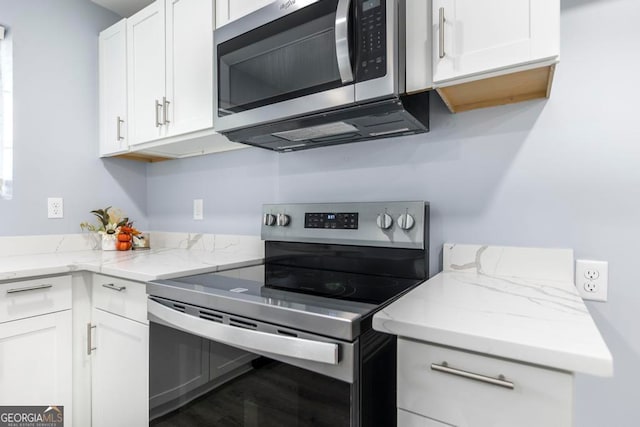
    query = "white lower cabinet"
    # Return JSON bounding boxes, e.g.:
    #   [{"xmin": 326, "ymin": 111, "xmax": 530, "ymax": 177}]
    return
[
  {"xmin": 0, "ymin": 276, "xmax": 72, "ymax": 424},
  {"xmin": 90, "ymin": 308, "xmax": 148, "ymax": 427},
  {"xmin": 398, "ymin": 338, "xmax": 573, "ymax": 427},
  {"xmin": 89, "ymin": 275, "xmax": 149, "ymax": 427},
  {"xmin": 0, "ymin": 311, "xmax": 72, "ymax": 406}
]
